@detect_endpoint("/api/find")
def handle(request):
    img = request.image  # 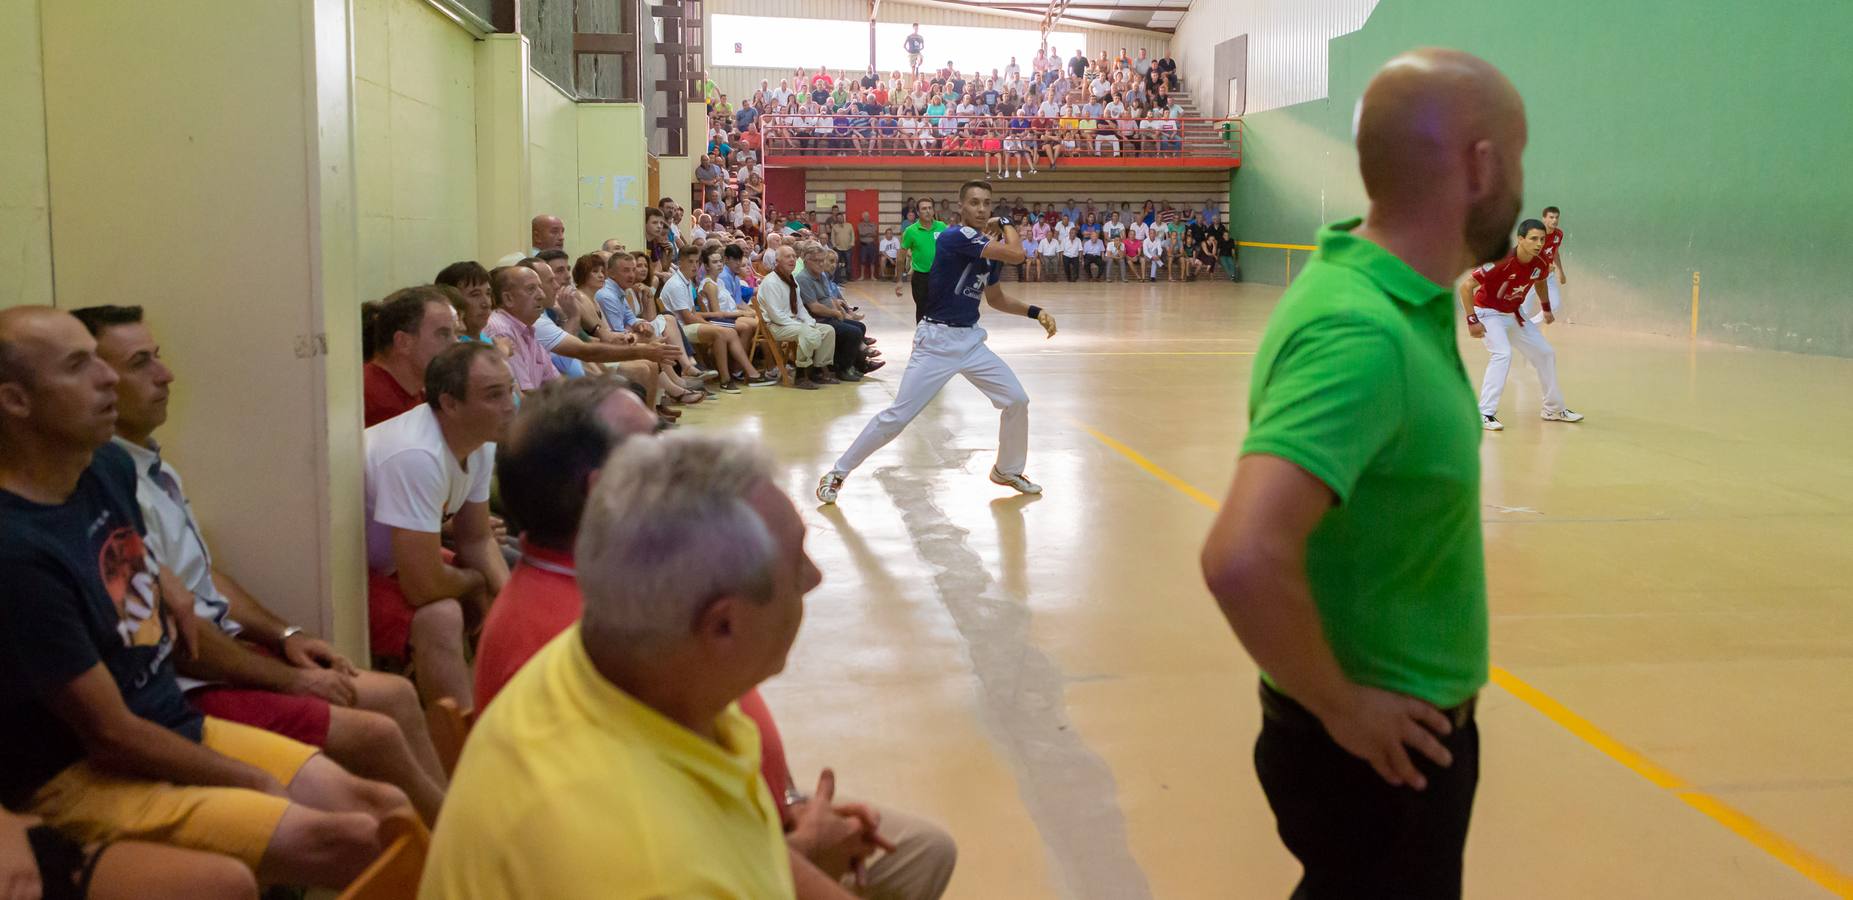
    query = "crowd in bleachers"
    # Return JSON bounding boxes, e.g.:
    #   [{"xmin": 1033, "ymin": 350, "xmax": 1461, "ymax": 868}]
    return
[{"xmin": 705, "ymin": 39, "xmax": 1221, "ymax": 171}]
